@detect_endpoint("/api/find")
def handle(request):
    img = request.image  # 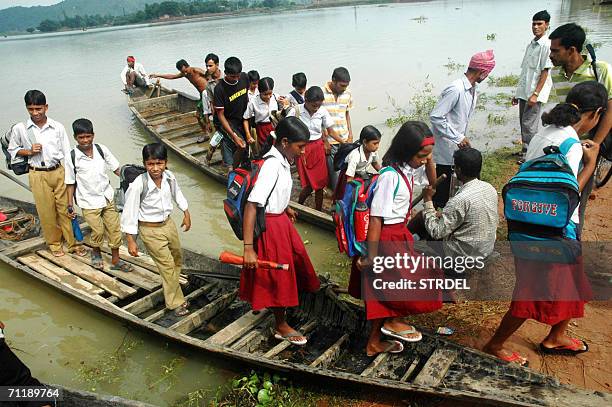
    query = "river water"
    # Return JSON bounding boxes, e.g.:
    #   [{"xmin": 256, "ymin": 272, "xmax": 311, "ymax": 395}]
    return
[{"xmin": 0, "ymin": 0, "xmax": 610, "ymax": 404}]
